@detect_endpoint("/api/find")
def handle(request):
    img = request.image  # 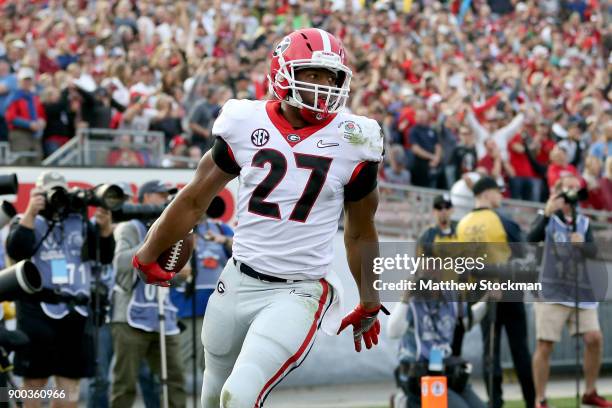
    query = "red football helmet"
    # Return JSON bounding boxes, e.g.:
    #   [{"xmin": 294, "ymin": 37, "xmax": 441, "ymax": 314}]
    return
[{"xmin": 268, "ymin": 28, "xmax": 352, "ymax": 123}]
